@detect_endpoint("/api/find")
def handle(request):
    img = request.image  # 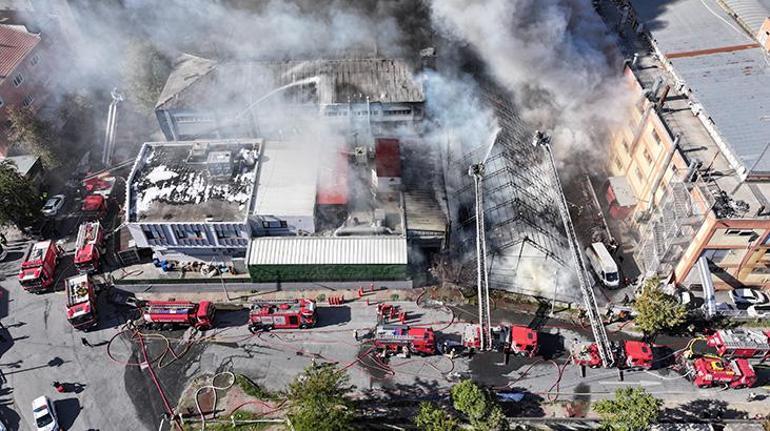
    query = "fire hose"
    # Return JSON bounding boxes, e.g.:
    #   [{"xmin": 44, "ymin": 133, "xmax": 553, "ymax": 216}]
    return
[{"xmin": 193, "ymin": 371, "xmax": 235, "ymax": 431}]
